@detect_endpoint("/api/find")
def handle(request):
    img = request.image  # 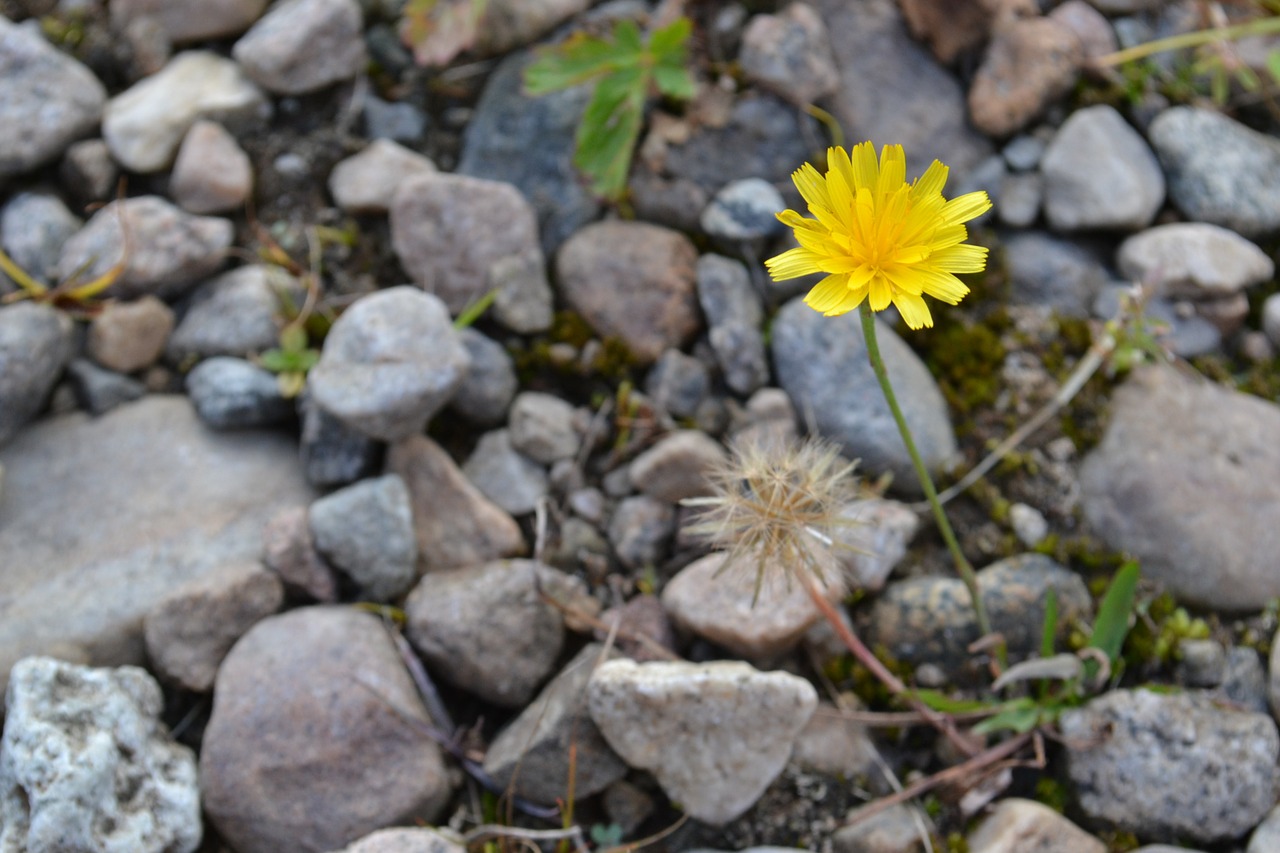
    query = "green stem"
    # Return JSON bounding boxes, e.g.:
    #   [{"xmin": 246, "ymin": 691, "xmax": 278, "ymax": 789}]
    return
[
  {"xmin": 859, "ymin": 304, "xmax": 993, "ymax": 641},
  {"xmin": 1093, "ymin": 14, "xmax": 1280, "ymax": 68}
]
